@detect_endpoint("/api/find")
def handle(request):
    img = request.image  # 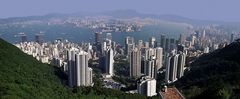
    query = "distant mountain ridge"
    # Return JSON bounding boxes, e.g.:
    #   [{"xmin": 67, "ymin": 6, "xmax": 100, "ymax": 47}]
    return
[
  {"xmin": 1, "ymin": 9, "xmax": 240, "ymax": 26},
  {"xmin": 100, "ymin": 9, "xmax": 240, "ymax": 26}
]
